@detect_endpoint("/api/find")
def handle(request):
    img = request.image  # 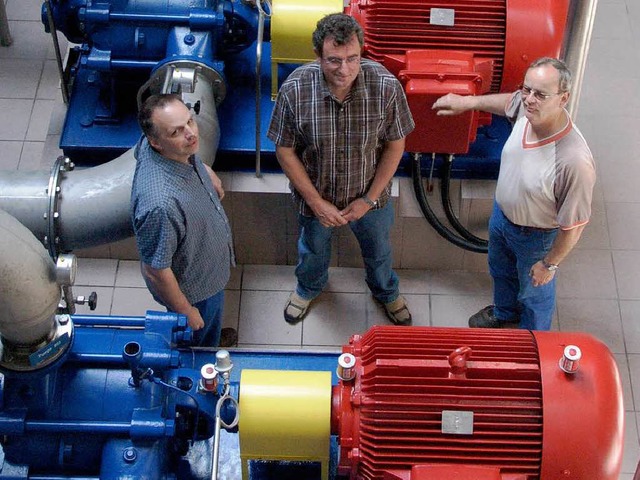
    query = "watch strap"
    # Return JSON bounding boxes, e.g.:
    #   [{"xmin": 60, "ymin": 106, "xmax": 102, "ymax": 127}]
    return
[{"xmin": 362, "ymin": 194, "xmax": 377, "ymax": 208}]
